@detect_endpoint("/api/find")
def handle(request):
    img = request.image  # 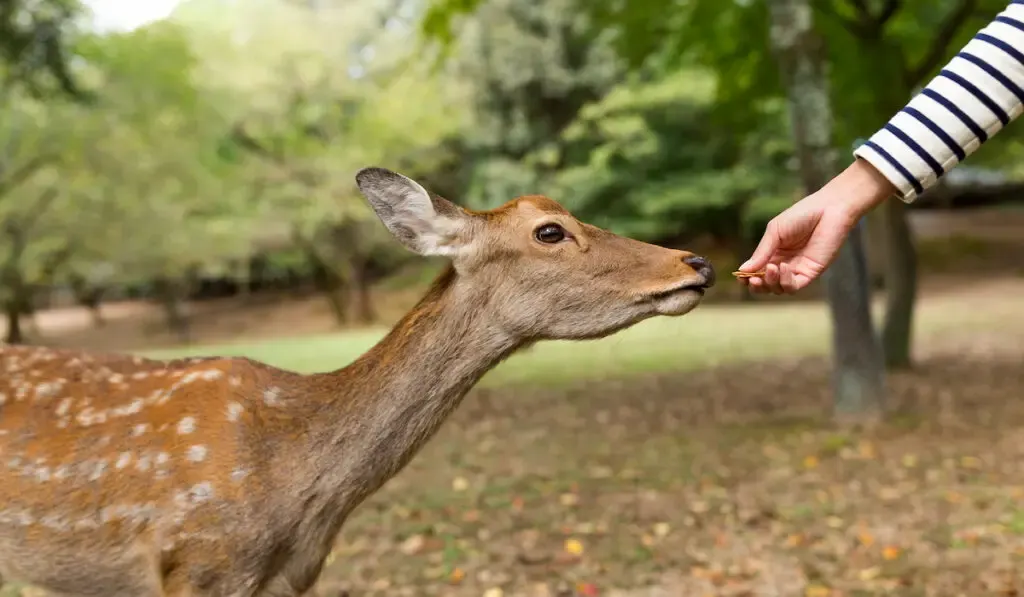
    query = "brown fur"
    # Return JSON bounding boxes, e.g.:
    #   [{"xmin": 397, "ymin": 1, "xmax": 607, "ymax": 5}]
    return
[{"xmin": 0, "ymin": 168, "xmax": 713, "ymax": 596}]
